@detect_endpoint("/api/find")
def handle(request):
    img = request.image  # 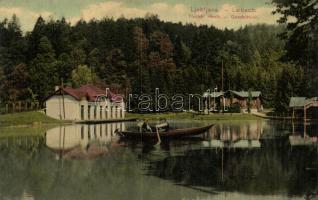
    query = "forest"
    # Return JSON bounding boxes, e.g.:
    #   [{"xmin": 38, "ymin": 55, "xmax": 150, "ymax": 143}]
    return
[{"xmin": 0, "ymin": 1, "xmax": 317, "ymax": 112}]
